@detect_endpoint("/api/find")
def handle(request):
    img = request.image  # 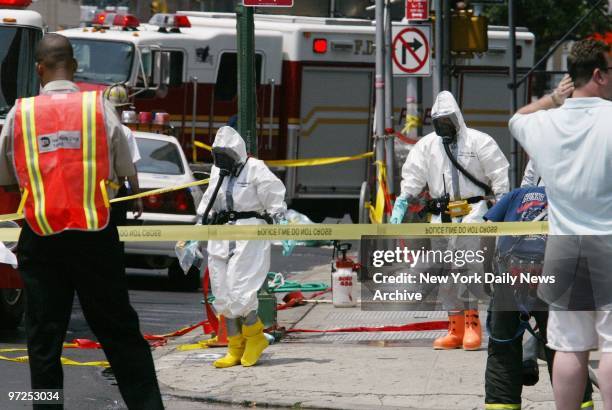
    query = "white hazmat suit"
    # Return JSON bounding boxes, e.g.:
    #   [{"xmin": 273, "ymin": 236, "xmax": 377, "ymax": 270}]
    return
[
  {"xmin": 197, "ymin": 127, "xmax": 287, "ymax": 319},
  {"xmin": 391, "ymin": 91, "xmax": 509, "ymax": 351},
  {"xmin": 397, "ymin": 91, "xmax": 509, "ymax": 222}
]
